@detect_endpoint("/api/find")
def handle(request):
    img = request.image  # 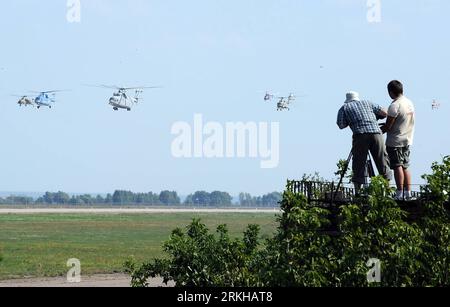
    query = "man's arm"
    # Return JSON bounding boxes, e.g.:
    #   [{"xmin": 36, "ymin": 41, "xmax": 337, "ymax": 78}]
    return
[
  {"xmin": 377, "ymin": 108, "xmax": 388, "ymax": 119},
  {"xmin": 381, "ymin": 103, "xmax": 399, "ymax": 134},
  {"xmin": 381, "ymin": 116, "xmax": 396, "ymax": 134},
  {"xmin": 337, "ymin": 107, "xmax": 348, "ymax": 130},
  {"xmin": 371, "ymin": 102, "xmax": 387, "ymax": 119}
]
